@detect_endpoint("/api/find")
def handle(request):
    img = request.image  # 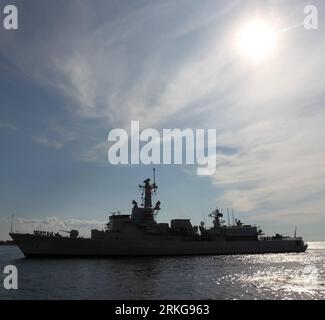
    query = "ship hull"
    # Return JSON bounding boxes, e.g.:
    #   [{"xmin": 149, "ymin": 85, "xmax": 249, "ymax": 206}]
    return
[{"xmin": 10, "ymin": 233, "xmax": 307, "ymax": 258}]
